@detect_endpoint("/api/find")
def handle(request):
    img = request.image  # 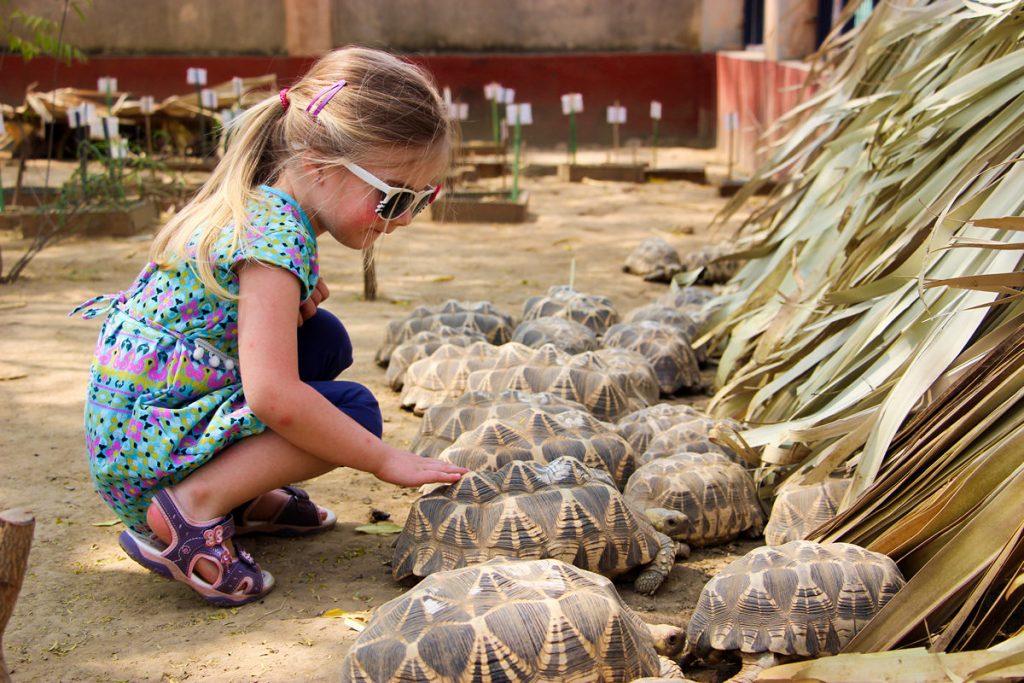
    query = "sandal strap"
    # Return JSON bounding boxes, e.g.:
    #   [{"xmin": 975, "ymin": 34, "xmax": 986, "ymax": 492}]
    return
[
  {"xmin": 152, "ymin": 489, "xmax": 265, "ymax": 596},
  {"xmin": 232, "ymin": 486, "xmax": 320, "ymax": 529}
]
